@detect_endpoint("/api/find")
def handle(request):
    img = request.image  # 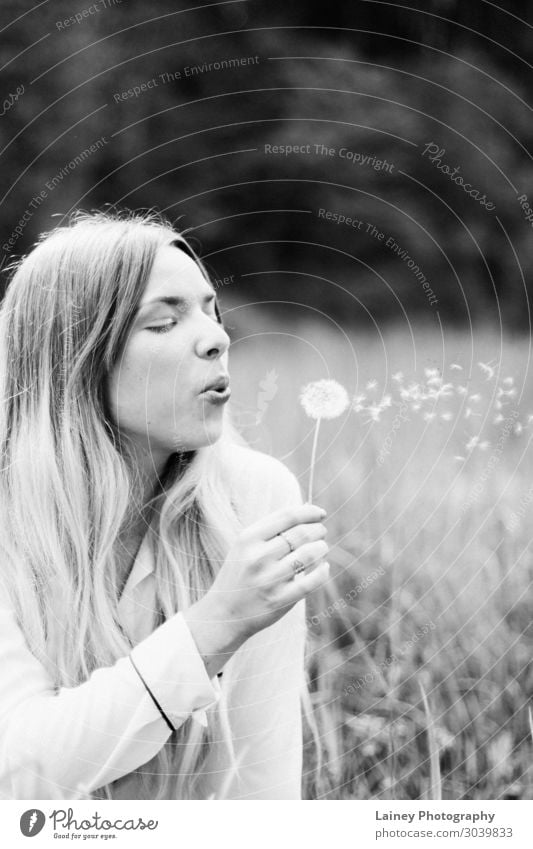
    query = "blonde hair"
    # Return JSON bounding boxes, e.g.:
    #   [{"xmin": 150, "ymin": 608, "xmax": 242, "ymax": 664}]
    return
[{"xmin": 0, "ymin": 209, "xmax": 254, "ymax": 799}]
